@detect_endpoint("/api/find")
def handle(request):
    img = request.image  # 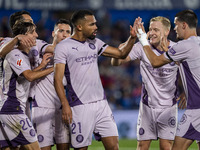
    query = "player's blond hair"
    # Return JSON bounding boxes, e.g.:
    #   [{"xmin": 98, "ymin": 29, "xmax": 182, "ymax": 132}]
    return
[{"xmin": 150, "ymin": 16, "xmax": 171, "ymax": 30}]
